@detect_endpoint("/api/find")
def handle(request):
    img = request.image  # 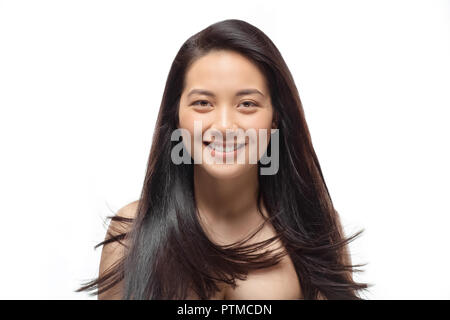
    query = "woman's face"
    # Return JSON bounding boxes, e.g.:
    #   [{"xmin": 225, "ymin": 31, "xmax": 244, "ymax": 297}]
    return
[{"xmin": 178, "ymin": 50, "xmax": 276, "ymax": 180}]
